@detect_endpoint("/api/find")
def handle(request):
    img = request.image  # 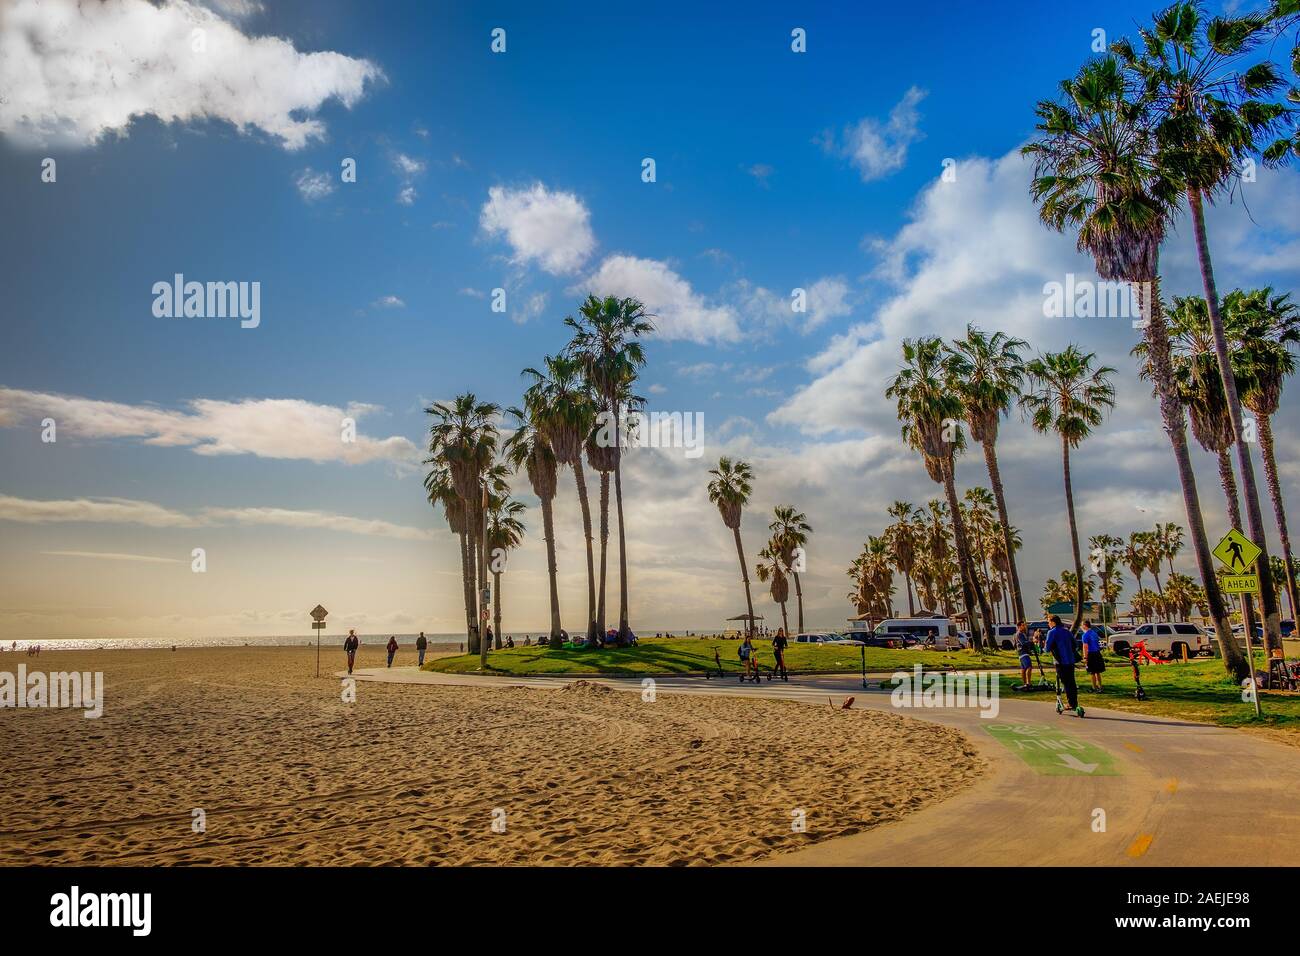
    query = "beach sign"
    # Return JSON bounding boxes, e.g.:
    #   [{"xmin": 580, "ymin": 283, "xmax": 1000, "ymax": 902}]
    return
[
  {"xmin": 1213, "ymin": 530, "xmax": 1261, "ymax": 573},
  {"xmin": 1221, "ymin": 574, "xmax": 1258, "ymax": 595},
  {"xmin": 311, "ymin": 605, "xmax": 329, "ymax": 677},
  {"xmin": 310, "ymin": 604, "xmax": 329, "ymax": 622}
]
